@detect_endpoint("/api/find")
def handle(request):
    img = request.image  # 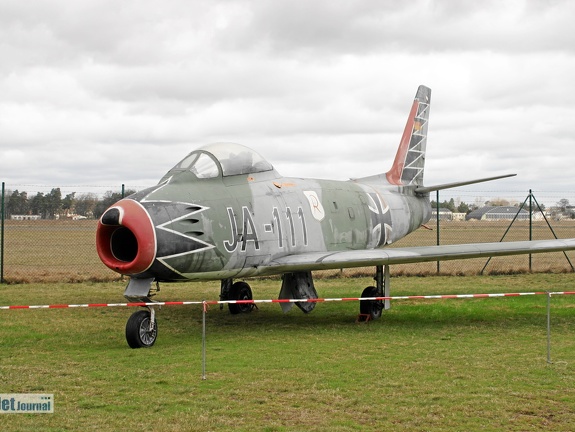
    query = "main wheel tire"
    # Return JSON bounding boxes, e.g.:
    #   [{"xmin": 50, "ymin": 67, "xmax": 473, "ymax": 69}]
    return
[
  {"xmin": 359, "ymin": 286, "xmax": 383, "ymax": 321},
  {"xmin": 228, "ymin": 281, "xmax": 253, "ymax": 315},
  {"xmin": 126, "ymin": 310, "xmax": 158, "ymax": 348}
]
